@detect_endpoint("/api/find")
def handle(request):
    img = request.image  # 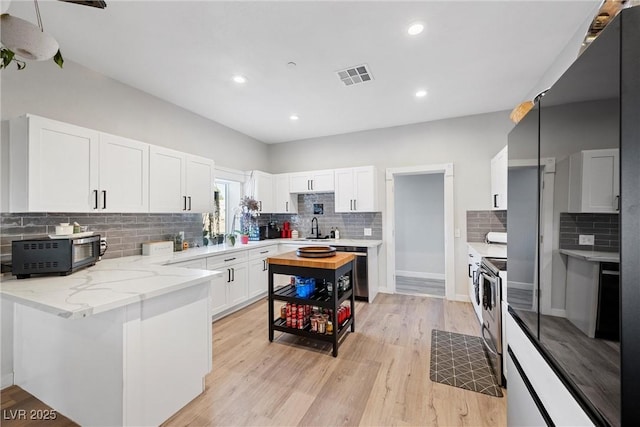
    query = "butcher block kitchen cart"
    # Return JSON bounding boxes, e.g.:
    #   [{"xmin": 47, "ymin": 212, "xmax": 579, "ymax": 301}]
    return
[{"xmin": 267, "ymin": 251, "xmax": 356, "ymax": 357}]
